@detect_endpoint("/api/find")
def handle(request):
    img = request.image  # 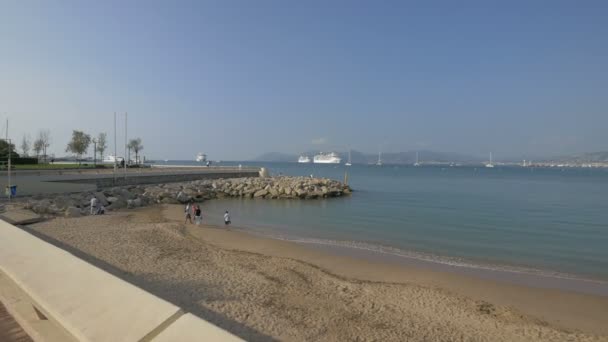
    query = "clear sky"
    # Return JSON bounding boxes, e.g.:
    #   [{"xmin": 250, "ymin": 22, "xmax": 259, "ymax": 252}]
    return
[{"xmin": 1, "ymin": 0, "xmax": 607, "ymax": 160}]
